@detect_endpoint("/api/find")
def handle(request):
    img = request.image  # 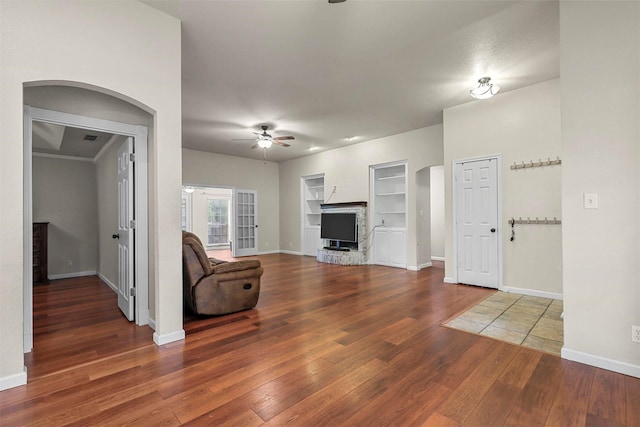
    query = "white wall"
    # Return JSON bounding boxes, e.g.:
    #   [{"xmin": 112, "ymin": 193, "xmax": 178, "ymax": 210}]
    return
[
  {"xmin": 560, "ymin": 1, "xmax": 640, "ymax": 376},
  {"xmin": 279, "ymin": 125, "xmax": 443, "ymax": 267},
  {"xmin": 95, "ymin": 136, "xmax": 123, "ymax": 289},
  {"xmin": 32, "ymin": 156, "xmax": 98, "ymax": 278},
  {"xmin": 430, "ymin": 166, "xmax": 445, "ymax": 260},
  {"xmin": 0, "ymin": 1, "xmax": 182, "ymax": 389},
  {"xmin": 182, "ymin": 149, "xmax": 281, "ymax": 253},
  {"xmin": 416, "ymin": 168, "xmax": 432, "ymax": 267},
  {"xmin": 444, "ymin": 79, "xmax": 562, "ymax": 297}
]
